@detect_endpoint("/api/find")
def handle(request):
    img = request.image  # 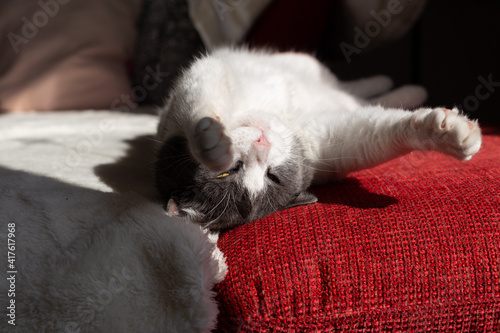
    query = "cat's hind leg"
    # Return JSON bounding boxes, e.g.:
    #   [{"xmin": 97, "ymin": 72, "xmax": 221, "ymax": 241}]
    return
[
  {"xmin": 341, "ymin": 75, "xmax": 393, "ymax": 98},
  {"xmin": 370, "ymin": 85, "xmax": 428, "ymax": 109},
  {"xmin": 341, "ymin": 75, "xmax": 427, "ymax": 109}
]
